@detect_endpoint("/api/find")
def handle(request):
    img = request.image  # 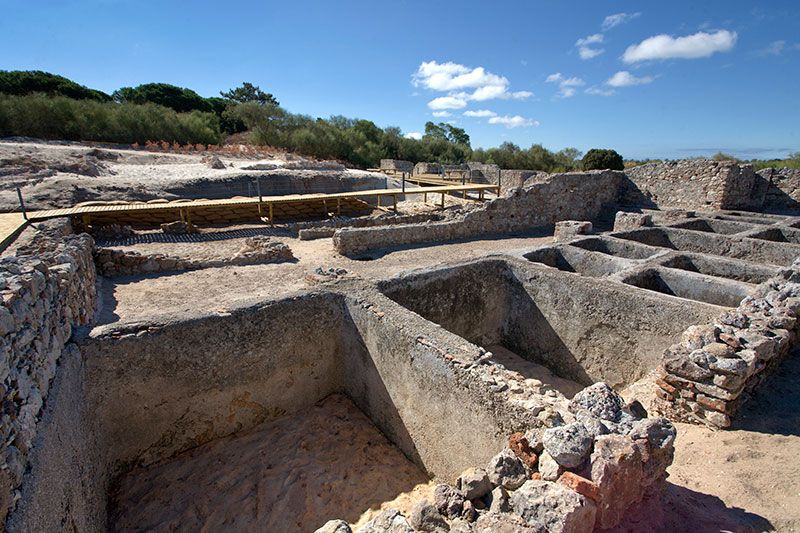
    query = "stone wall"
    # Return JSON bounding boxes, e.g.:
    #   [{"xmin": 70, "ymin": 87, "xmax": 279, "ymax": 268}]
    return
[
  {"xmin": 333, "ymin": 171, "xmax": 623, "ymax": 257},
  {"xmin": 0, "ymin": 220, "xmax": 96, "ymax": 524},
  {"xmin": 95, "ymin": 237, "xmax": 293, "ymax": 277},
  {"xmin": 757, "ymin": 167, "xmax": 800, "ymax": 213},
  {"xmin": 656, "ymin": 261, "xmax": 799, "ymax": 428},
  {"xmin": 380, "ymin": 159, "xmax": 413, "ymax": 173},
  {"xmin": 623, "ymin": 160, "xmax": 800, "ymax": 214},
  {"xmin": 294, "ymin": 213, "xmax": 445, "ymax": 240},
  {"xmin": 467, "ymin": 163, "xmax": 549, "ymax": 193},
  {"xmin": 622, "ymin": 160, "xmax": 758, "ymax": 211}
]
